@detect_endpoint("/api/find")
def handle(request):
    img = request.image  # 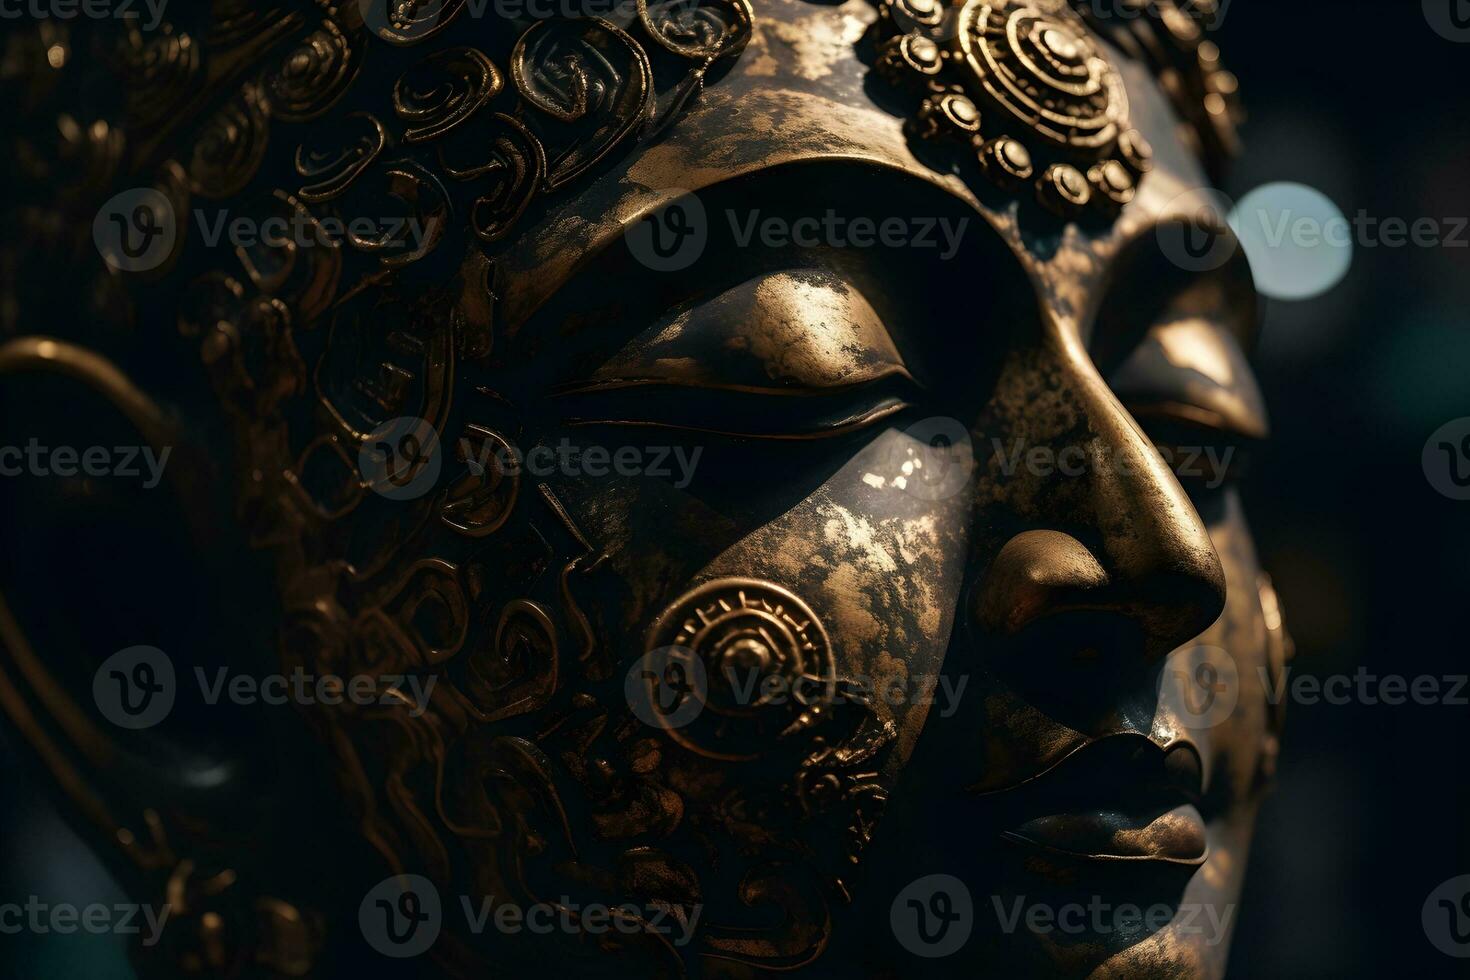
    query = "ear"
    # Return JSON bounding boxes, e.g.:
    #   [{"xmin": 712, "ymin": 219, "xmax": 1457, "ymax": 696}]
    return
[{"xmin": 0, "ymin": 337, "xmax": 340, "ymax": 975}]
